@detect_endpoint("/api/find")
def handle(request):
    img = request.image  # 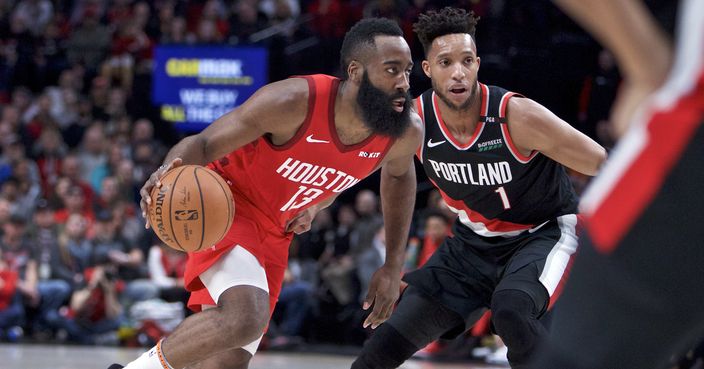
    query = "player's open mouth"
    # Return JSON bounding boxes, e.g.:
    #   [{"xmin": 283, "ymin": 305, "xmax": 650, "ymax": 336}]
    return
[
  {"xmin": 392, "ymin": 98, "xmax": 405, "ymax": 112},
  {"xmin": 450, "ymin": 87, "xmax": 468, "ymax": 95}
]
